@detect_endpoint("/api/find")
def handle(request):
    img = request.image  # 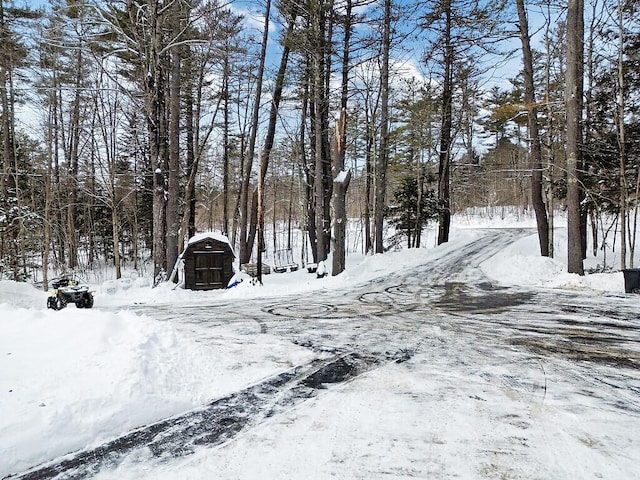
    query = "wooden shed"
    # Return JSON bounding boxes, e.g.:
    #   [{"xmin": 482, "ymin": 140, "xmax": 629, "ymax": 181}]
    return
[{"xmin": 183, "ymin": 233, "xmax": 236, "ymax": 290}]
